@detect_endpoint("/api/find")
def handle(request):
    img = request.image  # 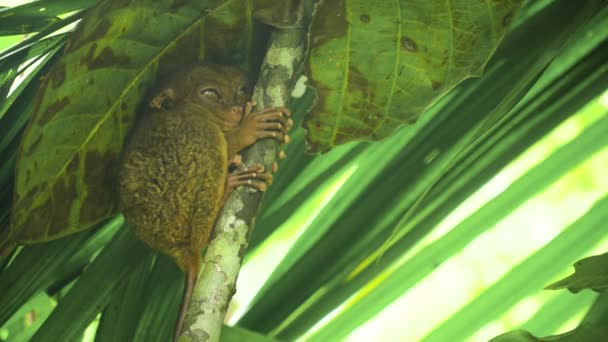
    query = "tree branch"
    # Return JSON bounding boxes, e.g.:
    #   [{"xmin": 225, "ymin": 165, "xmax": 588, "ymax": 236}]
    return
[{"xmin": 178, "ymin": 9, "xmax": 309, "ymax": 342}]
